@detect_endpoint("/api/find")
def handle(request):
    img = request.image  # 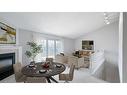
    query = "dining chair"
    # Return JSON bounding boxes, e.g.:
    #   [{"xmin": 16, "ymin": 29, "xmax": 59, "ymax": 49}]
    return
[
  {"xmin": 59, "ymin": 64, "xmax": 75, "ymax": 83},
  {"xmin": 13, "ymin": 62, "xmax": 27, "ymax": 82},
  {"xmin": 25, "ymin": 77, "xmax": 46, "ymax": 83},
  {"xmin": 46, "ymin": 58, "xmax": 53, "ymax": 63}
]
